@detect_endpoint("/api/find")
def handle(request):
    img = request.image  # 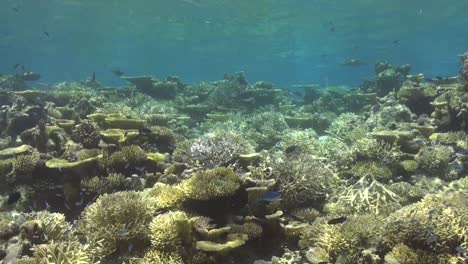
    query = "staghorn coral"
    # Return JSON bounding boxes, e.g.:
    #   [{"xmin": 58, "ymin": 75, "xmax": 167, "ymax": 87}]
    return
[
  {"xmin": 180, "ymin": 167, "xmax": 242, "ymax": 201},
  {"xmin": 331, "ymin": 173, "xmax": 401, "ymax": 215},
  {"xmin": 32, "ymin": 240, "xmax": 100, "ymax": 264},
  {"xmin": 78, "ymin": 191, "xmax": 152, "ymax": 256},
  {"xmin": 143, "ymin": 182, "xmax": 185, "ymax": 210},
  {"xmin": 174, "ymin": 130, "xmax": 253, "ymax": 168},
  {"xmin": 100, "ymin": 145, "xmax": 147, "ymax": 173},
  {"xmin": 299, "ymin": 215, "xmax": 382, "ymax": 263},
  {"xmin": 247, "ymin": 111, "xmax": 290, "ymax": 150},
  {"xmin": 228, "ymin": 222, "xmax": 263, "ymax": 240},
  {"xmin": 149, "ymin": 210, "xmax": 192, "ymax": 252},
  {"xmin": 381, "ymin": 189, "xmax": 467, "ymax": 256},
  {"xmin": 347, "ymin": 162, "xmax": 393, "ymax": 183},
  {"xmin": 11, "ymin": 151, "xmax": 40, "ymax": 183},
  {"xmin": 141, "ymin": 250, "xmax": 184, "ymax": 264},
  {"xmin": 25, "ymin": 211, "xmax": 73, "ymax": 242},
  {"xmin": 326, "ymin": 112, "xmax": 366, "ymax": 144},
  {"xmin": 81, "ymin": 173, "xmax": 128, "ymax": 194},
  {"xmin": 415, "ymin": 145, "xmax": 454, "ymax": 178},
  {"xmin": 270, "ymin": 153, "xmax": 338, "ymax": 209}
]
